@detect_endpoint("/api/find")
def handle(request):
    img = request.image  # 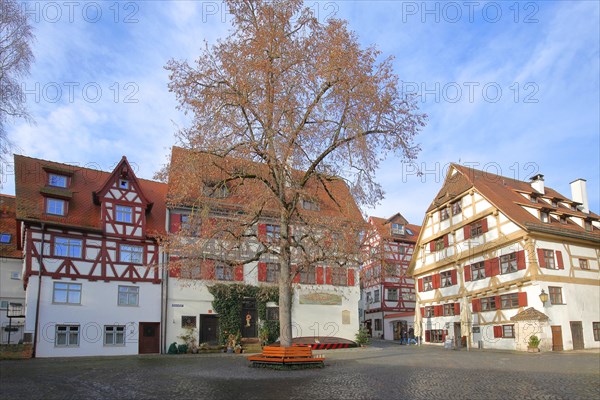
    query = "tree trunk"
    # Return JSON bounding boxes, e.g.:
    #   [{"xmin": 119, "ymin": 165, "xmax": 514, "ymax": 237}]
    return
[{"xmin": 278, "ymin": 217, "xmax": 293, "ymax": 348}]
